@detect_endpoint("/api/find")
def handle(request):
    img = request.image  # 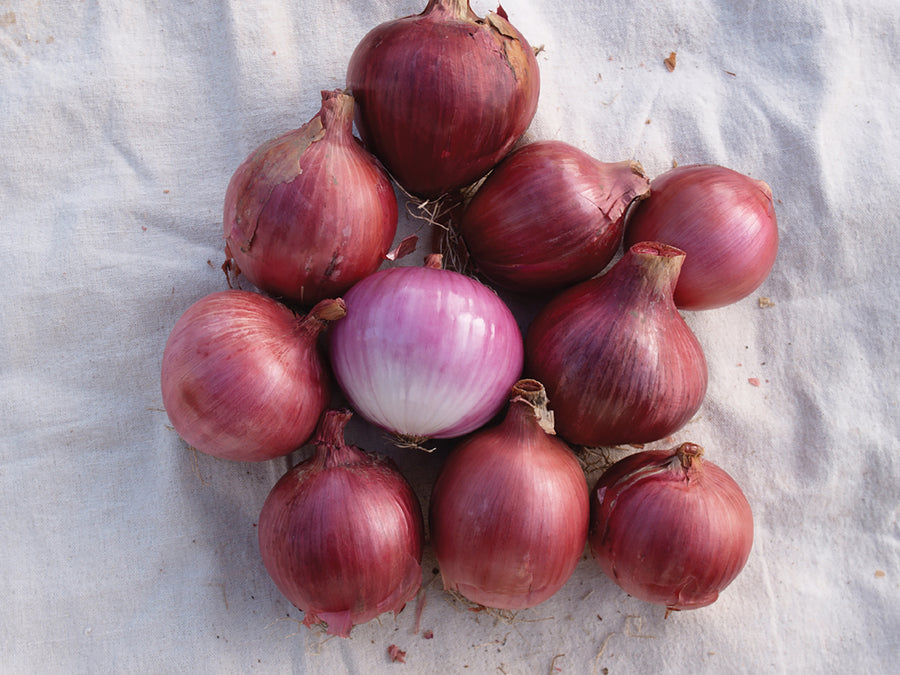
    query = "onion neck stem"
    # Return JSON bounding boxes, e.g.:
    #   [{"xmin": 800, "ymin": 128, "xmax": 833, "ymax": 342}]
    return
[
  {"xmin": 674, "ymin": 442, "xmax": 704, "ymax": 474},
  {"xmin": 313, "ymin": 409, "xmax": 367, "ymax": 468},
  {"xmin": 509, "ymin": 379, "xmax": 556, "ymax": 435},
  {"xmin": 425, "ymin": 0, "xmax": 475, "ymax": 21},
  {"xmin": 297, "ymin": 297, "xmax": 347, "ymax": 336}
]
